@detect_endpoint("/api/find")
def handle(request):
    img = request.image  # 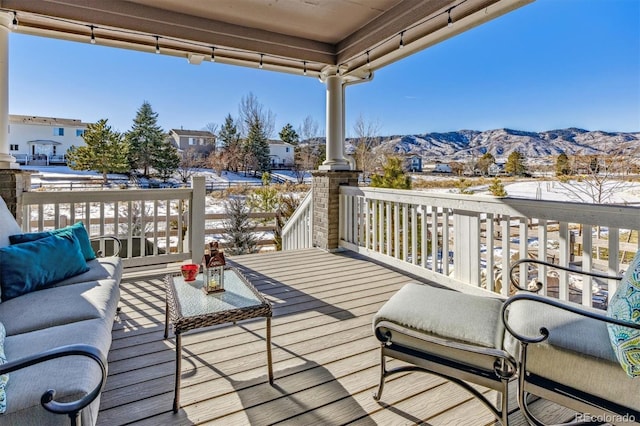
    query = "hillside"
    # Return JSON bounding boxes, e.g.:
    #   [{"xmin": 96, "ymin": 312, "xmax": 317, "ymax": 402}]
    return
[{"xmin": 345, "ymin": 128, "xmax": 640, "ymax": 161}]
